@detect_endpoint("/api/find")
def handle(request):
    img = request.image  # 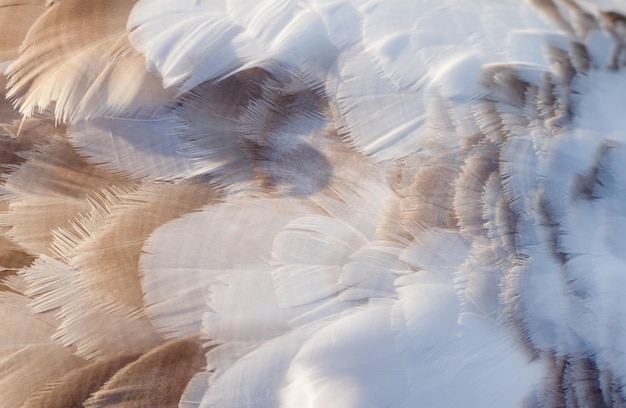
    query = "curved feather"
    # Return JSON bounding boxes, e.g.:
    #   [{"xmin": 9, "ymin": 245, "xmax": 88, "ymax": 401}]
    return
[{"xmin": 6, "ymin": 0, "xmax": 173, "ymax": 123}]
